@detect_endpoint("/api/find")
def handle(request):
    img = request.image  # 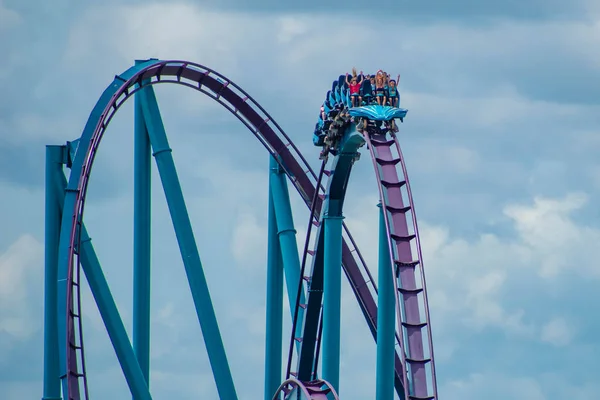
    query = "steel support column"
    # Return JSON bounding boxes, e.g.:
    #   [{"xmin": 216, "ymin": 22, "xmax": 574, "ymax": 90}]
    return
[
  {"xmin": 79, "ymin": 230, "xmax": 152, "ymax": 400},
  {"xmin": 322, "ymin": 213, "xmax": 344, "ymax": 394},
  {"xmin": 264, "ymin": 165, "xmax": 284, "ymax": 400},
  {"xmin": 133, "ymin": 66, "xmax": 152, "ymax": 386},
  {"xmin": 51, "ymin": 146, "xmax": 151, "ymax": 399},
  {"xmin": 138, "ymin": 86, "xmax": 238, "ymax": 400},
  {"xmin": 43, "ymin": 145, "xmax": 64, "ymax": 400},
  {"xmin": 376, "ymin": 203, "xmax": 395, "ymax": 400},
  {"xmin": 269, "ymin": 156, "xmax": 305, "ymax": 342}
]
